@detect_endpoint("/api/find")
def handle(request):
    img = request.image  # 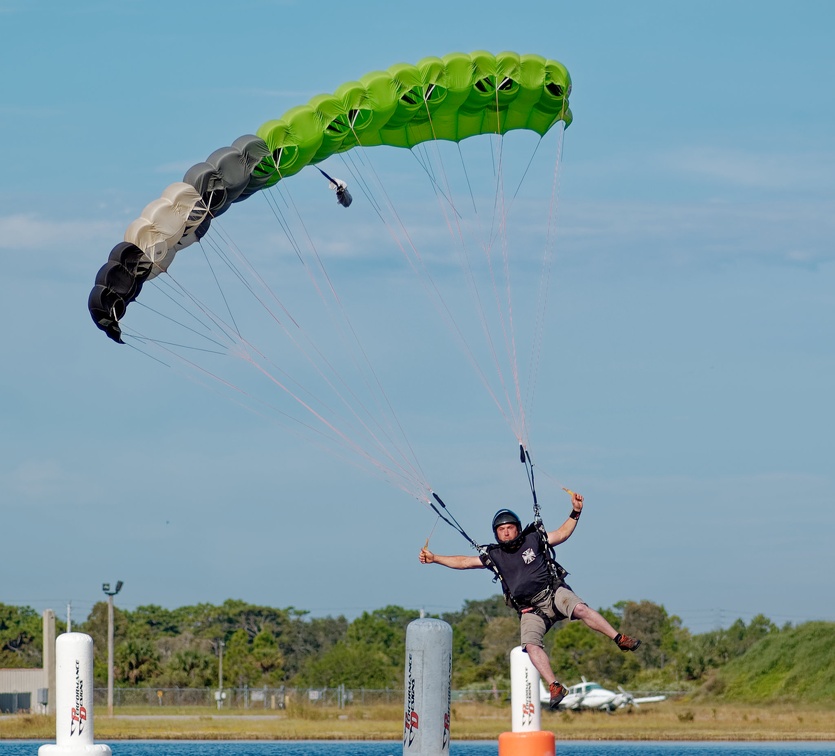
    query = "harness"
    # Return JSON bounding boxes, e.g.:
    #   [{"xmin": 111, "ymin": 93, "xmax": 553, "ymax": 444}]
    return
[
  {"xmin": 479, "ymin": 520, "xmax": 568, "ymax": 618},
  {"xmin": 428, "ymin": 445, "xmax": 569, "ymax": 619}
]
